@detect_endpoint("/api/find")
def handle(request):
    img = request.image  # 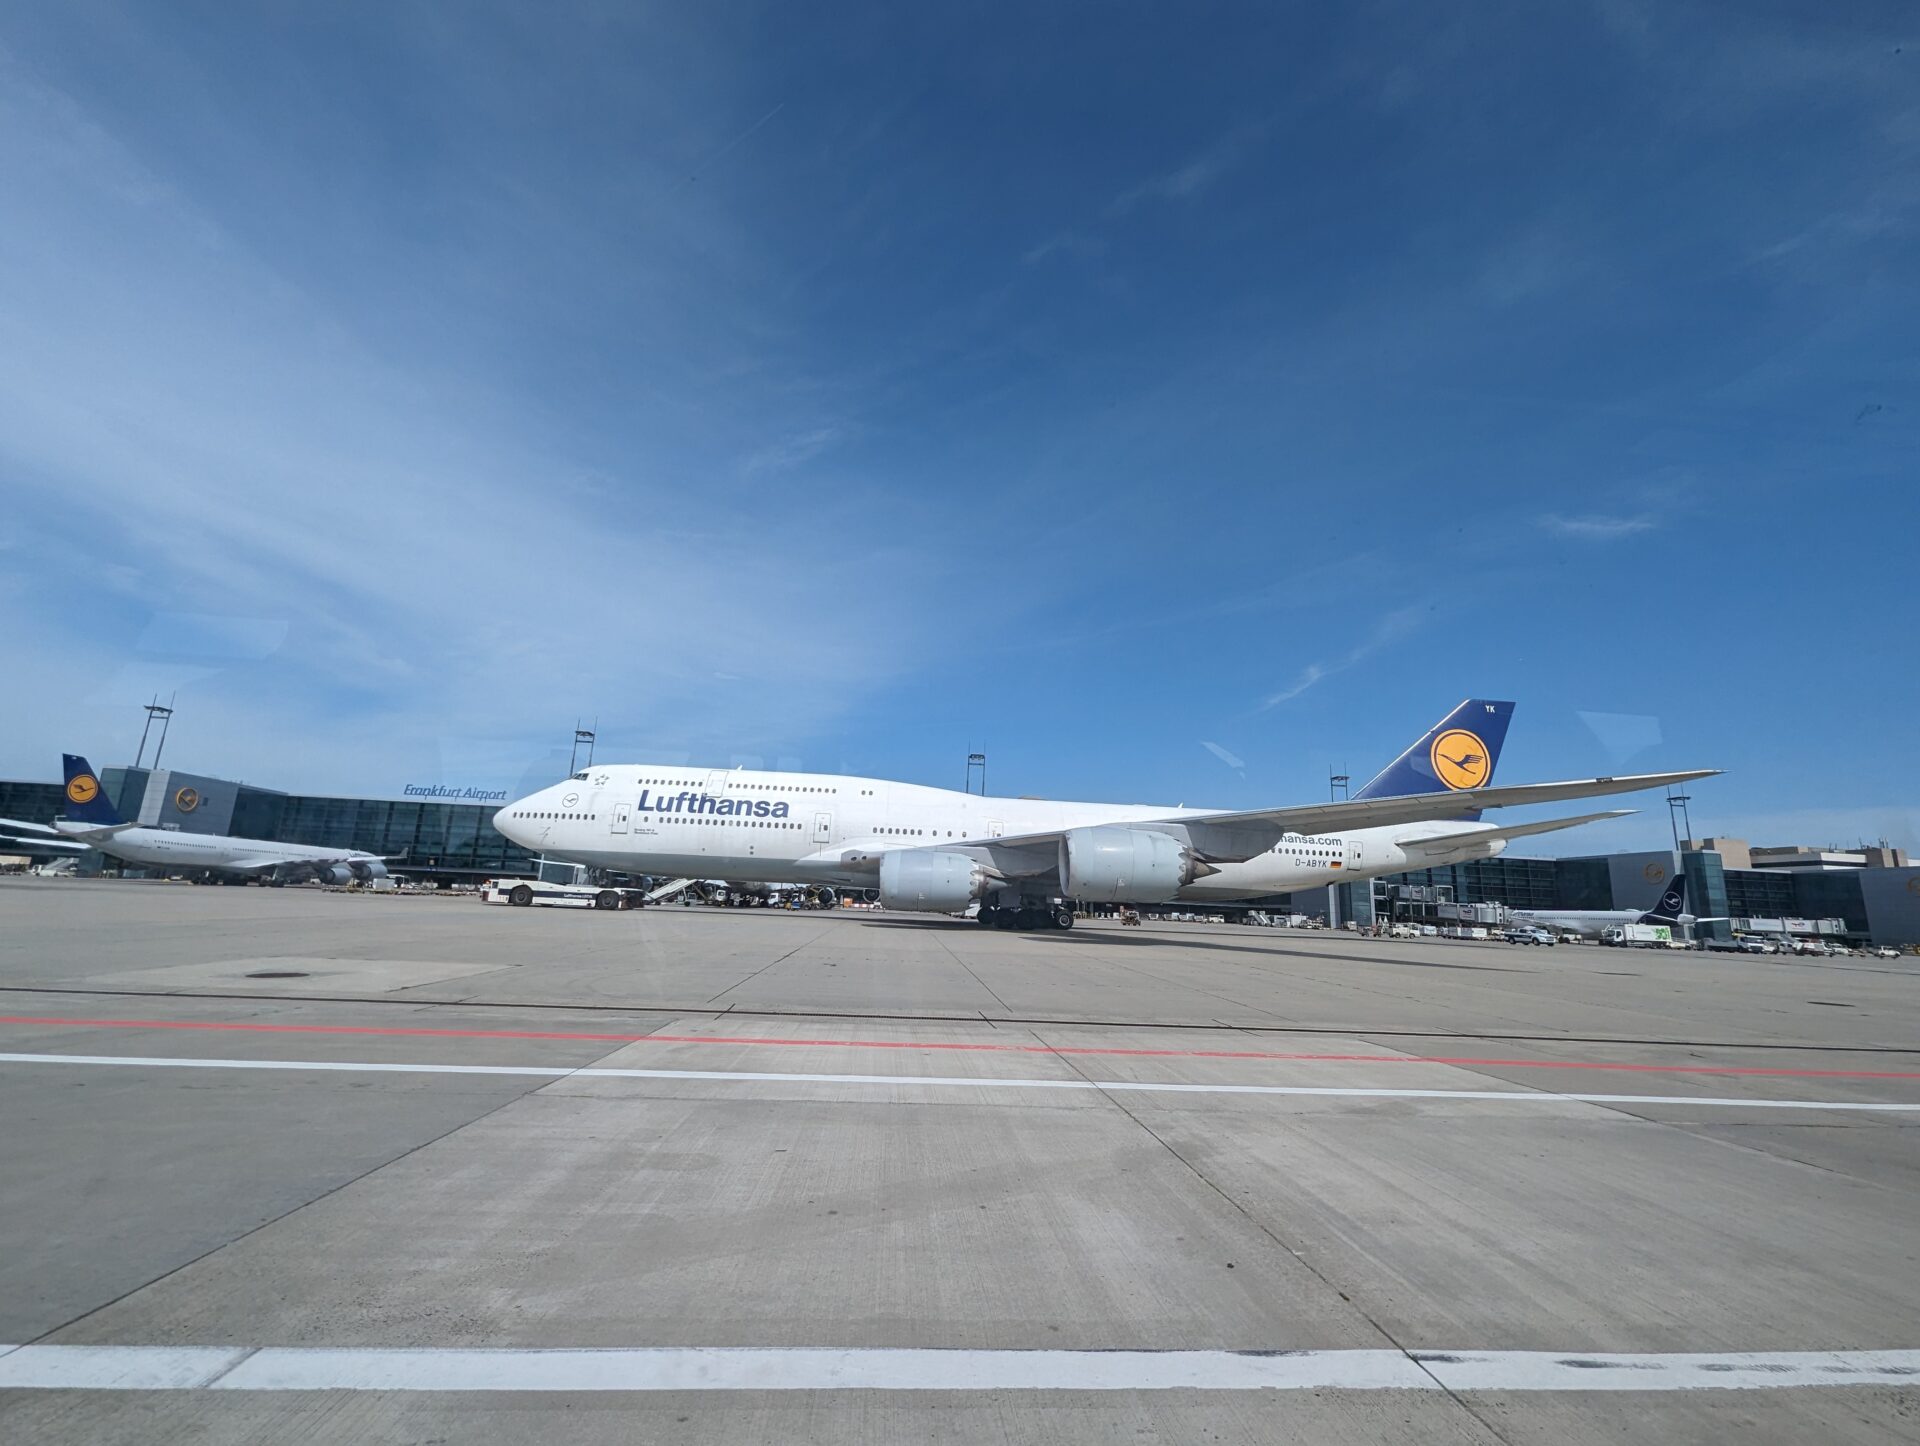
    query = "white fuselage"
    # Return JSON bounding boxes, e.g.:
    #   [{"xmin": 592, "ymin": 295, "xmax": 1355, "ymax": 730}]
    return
[
  {"xmin": 51, "ymin": 822, "xmax": 380, "ymax": 875},
  {"xmin": 495, "ymin": 766, "xmax": 1510, "ymax": 901},
  {"xmin": 1512, "ymin": 907, "xmax": 1685, "ymax": 940}
]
